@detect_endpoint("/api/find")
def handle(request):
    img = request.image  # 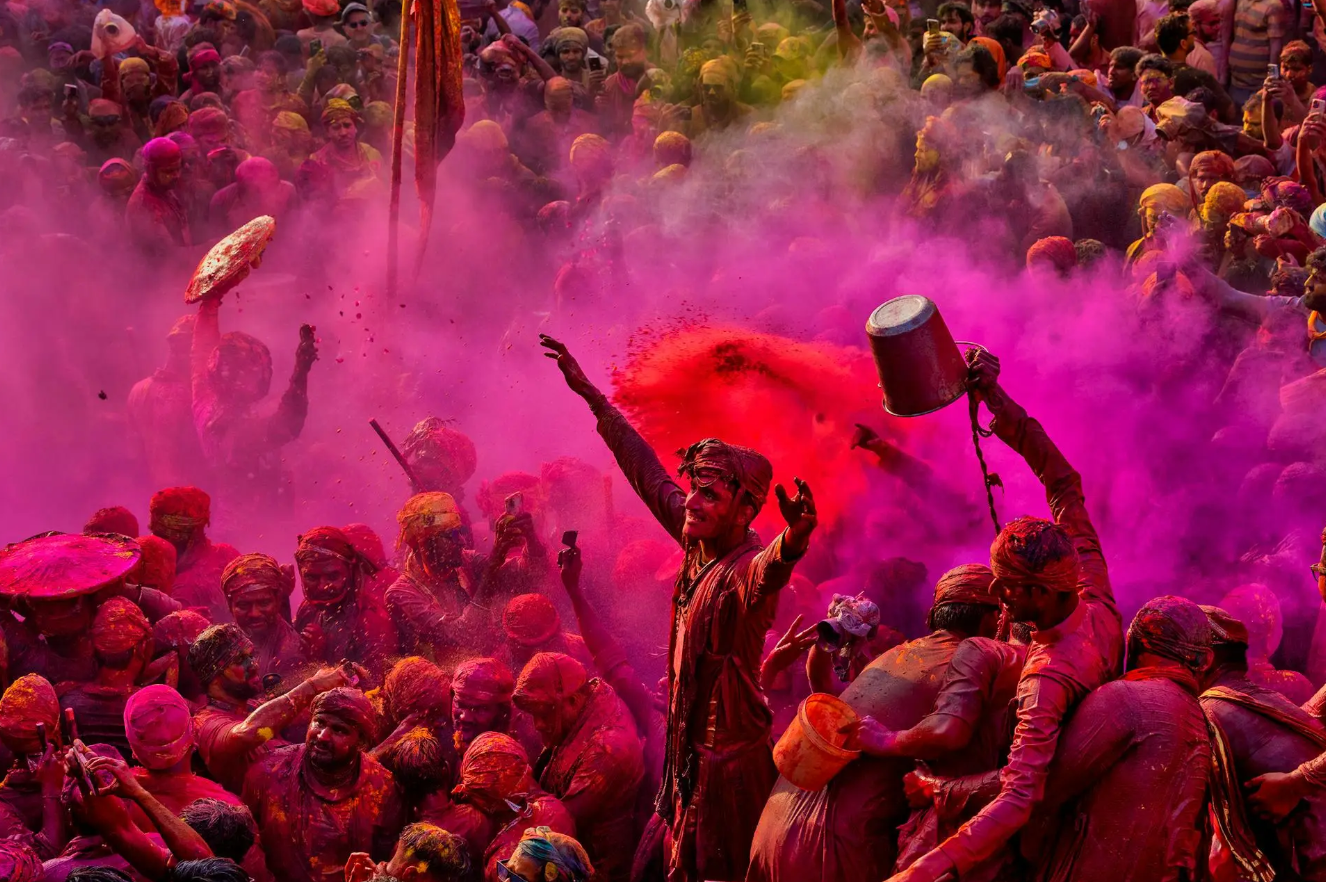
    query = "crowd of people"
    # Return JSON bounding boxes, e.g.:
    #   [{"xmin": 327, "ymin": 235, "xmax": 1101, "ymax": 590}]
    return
[{"xmin": 6, "ymin": 0, "xmax": 1326, "ymax": 878}]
